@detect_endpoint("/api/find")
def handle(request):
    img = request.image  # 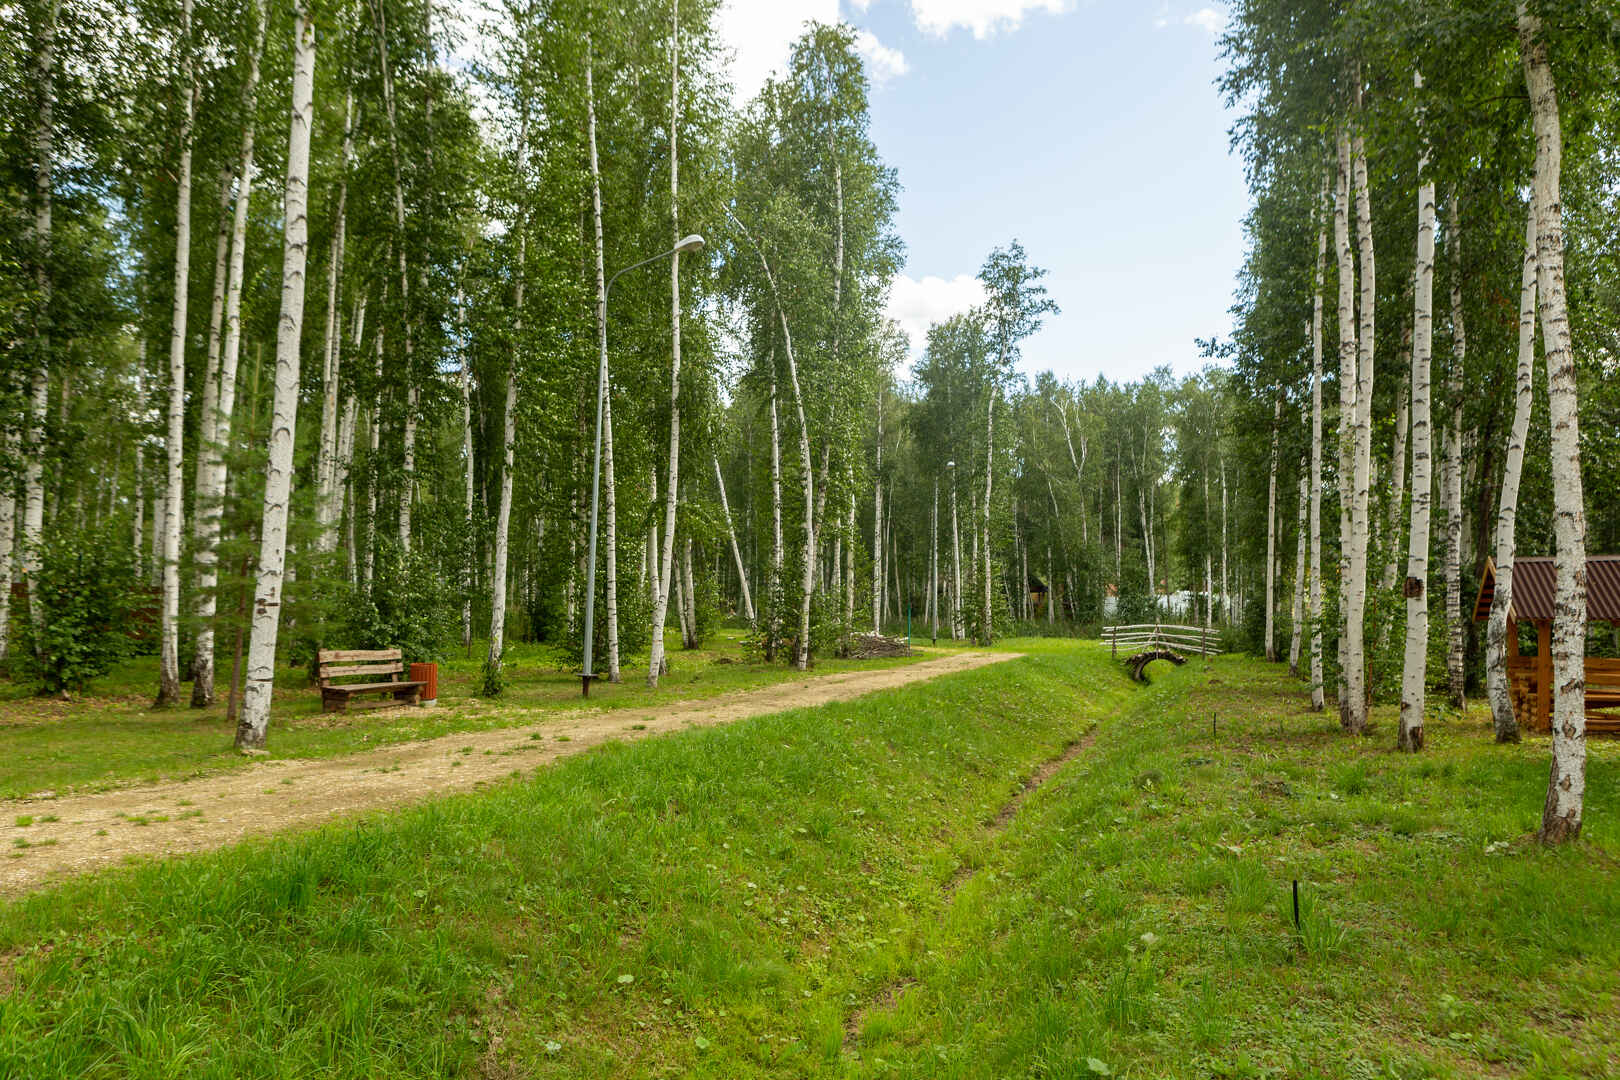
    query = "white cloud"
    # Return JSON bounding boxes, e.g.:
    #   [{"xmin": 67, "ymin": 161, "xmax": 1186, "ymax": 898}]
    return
[
  {"xmin": 717, "ymin": 0, "xmax": 839, "ymax": 104},
  {"xmin": 854, "ymin": 29, "xmax": 909, "ymax": 84},
  {"xmin": 908, "ymin": 0, "xmax": 1070, "ymax": 39},
  {"xmin": 1184, "ymin": 6, "xmax": 1225, "ymax": 34},
  {"xmin": 885, "ymin": 273, "xmax": 986, "ymax": 354}
]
